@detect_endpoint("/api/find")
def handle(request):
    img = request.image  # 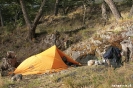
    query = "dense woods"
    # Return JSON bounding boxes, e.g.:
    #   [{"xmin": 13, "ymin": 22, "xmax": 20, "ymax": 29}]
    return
[{"xmin": 0, "ymin": 0, "xmax": 132, "ymax": 40}]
